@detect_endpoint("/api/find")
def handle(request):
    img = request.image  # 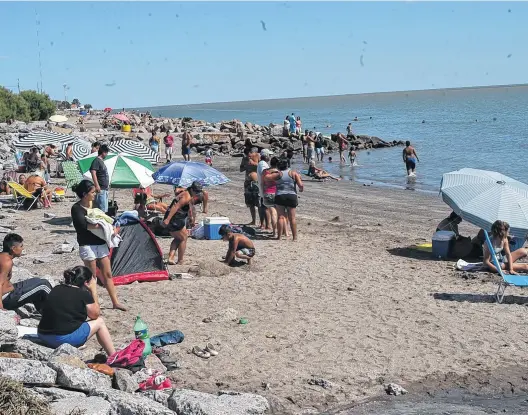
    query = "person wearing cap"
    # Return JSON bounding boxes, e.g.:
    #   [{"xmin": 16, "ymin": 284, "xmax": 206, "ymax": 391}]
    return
[
  {"xmin": 163, "ymin": 181, "xmax": 203, "ymax": 265},
  {"xmin": 219, "ymin": 224, "xmax": 255, "ymax": 265},
  {"xmin": 257, "ymin": 149, "xmax": 272, "ymax": 231}
]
